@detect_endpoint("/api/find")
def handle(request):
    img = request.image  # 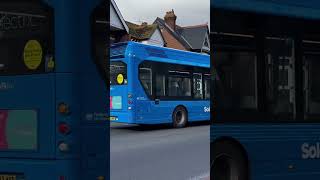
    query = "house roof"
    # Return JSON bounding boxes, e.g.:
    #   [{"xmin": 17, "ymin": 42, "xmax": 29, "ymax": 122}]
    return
[
  {"xmin": 126, "ymin": 21, "xmax": 159, "ymax": 40},
  {"xmin": 111, "ymin": 0, "xmax": 129, "ymax": 32},
  {"xmin": 154, "ymin": 18, "xmax": 191, "ymax": 49},
  {"xmin": 177, "ymin": 24, "xmax": 209, "ymax": 50},
  {"xmin": 154, "ymin": 17, "xmax": 209, "ymax": 51}
]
